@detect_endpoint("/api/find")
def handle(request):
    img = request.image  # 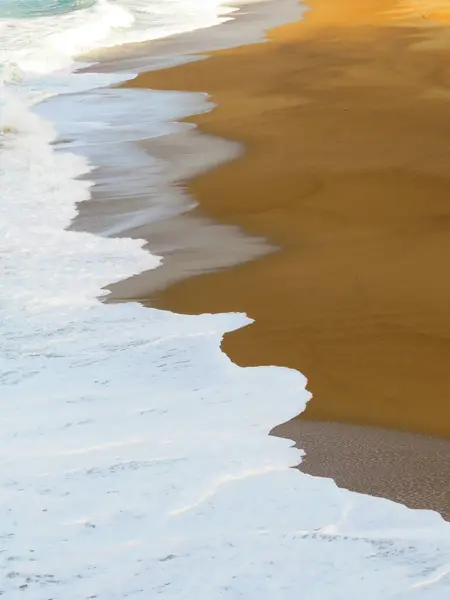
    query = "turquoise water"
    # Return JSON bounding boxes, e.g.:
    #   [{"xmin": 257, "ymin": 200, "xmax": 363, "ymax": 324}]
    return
[{"xmin": 0, "ymin": 0, "xmax": 96, "ymax": 18}]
